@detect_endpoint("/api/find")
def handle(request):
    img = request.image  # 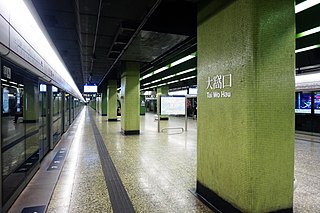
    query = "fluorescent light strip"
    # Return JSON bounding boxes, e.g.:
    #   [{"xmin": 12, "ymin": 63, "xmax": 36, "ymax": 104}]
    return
[
  {"xmin": 167, "ymin": 80, "xmax": 179, "ymax": 85},
  {"xmin": 142, "ymin": 73, "xmax": 153, "ymax": 80},
  {"xmin": 171, "ymin": 55, "xmax": 195, "ymax": 67},
  {"xmin": 151, "ymin": 79, "xmax": 162, "ymax": 84},
  {"xmin": 180, "ymin": 76, "xmax": 196, "ymax": 81},
  {"xmin": 153, "ymin": 66, "xmax": 169, "ymax": 74},
  {"xmin": 295, "ymin": 0, "xmax": 320, "ymax": 13},
  {"xmin": 162, "ymin": 74, "xmax": 175, "ymax": 80},
  {"xmin": 9, "ymin": 81, "xmax": 17, "ymax": 85},
  {"xmin": 140, "ymin": 53, "xmax": 196, "ymax": 81},
  {"xmin": 176, "ymin": 68, "xmax": 196, "ymax": 76},
  {"xmin": 6, "ymin": 0, "xmax": 84, "ymax": 101},
  {"xmin": 296, "ymin": 26, "xmax": 320, "ymax": 38},
  {"xmin": 143, "ymin": 82, "xmax": 152, "ymax": 86},
  {"xmin": 1, "ymin": 79, "xmax": 8, "ymax": 82},
  {"xmin": 157, "ymin": 83, "xmax": 166, "ymax": 87},
  {"xmin": 295, "ymin": 44, "xmax": 320, "ymax": 53}
]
